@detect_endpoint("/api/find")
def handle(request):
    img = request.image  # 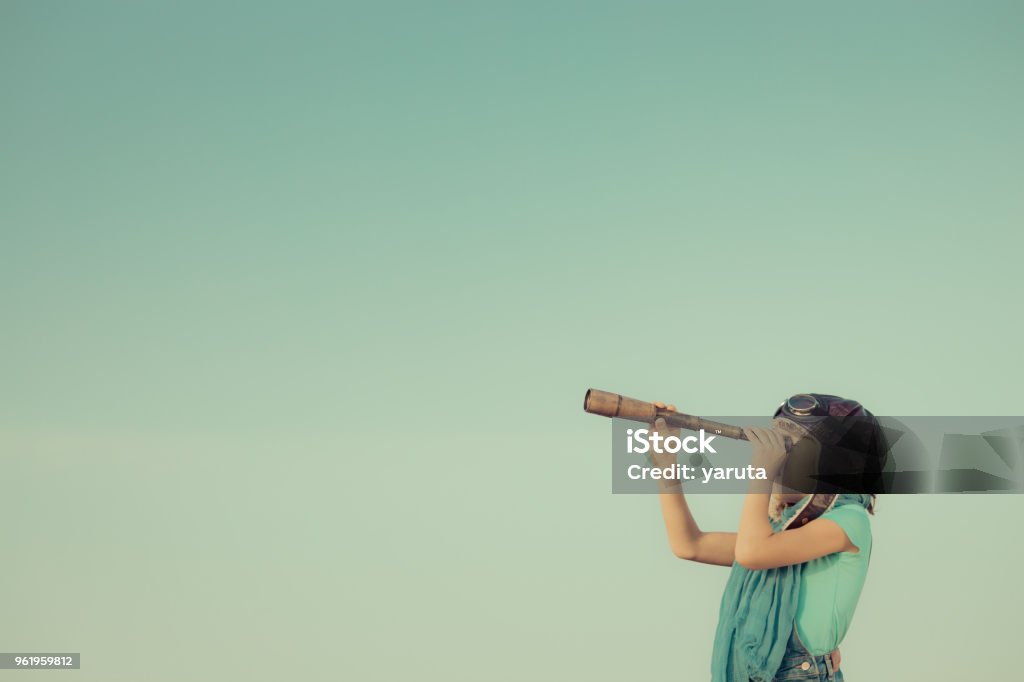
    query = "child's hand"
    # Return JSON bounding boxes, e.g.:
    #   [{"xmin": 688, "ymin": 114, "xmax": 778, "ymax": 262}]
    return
[
  {"xmin": 650, "ymin": 402, "xmax": 679, "ymax": 469},
  {"xmin": 743, "ymin": 426, "xmax": 788, "ymax": 477}
]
